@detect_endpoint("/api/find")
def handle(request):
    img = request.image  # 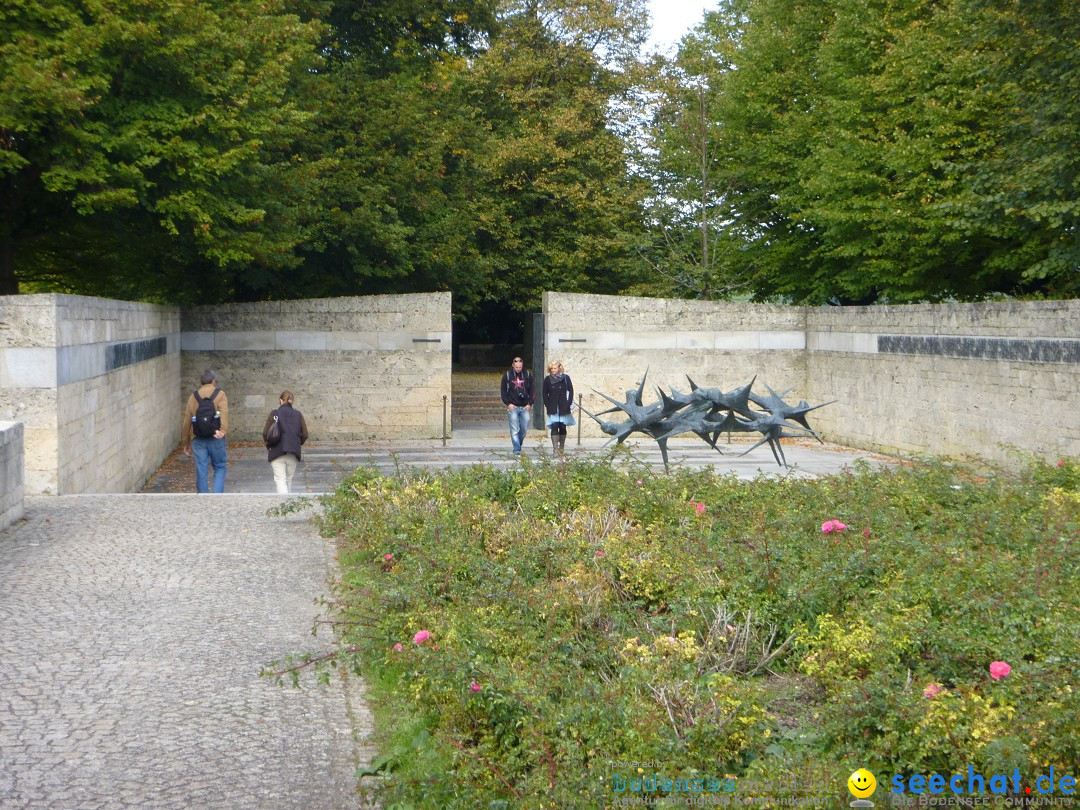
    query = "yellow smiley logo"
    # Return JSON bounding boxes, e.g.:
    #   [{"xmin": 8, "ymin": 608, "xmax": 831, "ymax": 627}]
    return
[{"xmin": 847, "ymin": 769, "xmax": 877, "ymax": 799}]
